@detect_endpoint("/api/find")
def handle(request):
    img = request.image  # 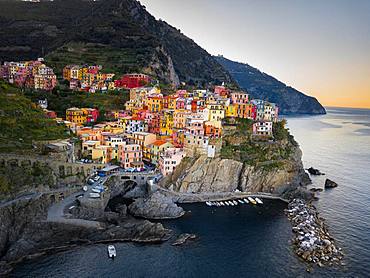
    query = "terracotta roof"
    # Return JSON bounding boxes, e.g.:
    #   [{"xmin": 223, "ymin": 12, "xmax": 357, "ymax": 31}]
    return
[{"xmin": 152, "ymin": 140, "xmax": 167, "ymax": 147}]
